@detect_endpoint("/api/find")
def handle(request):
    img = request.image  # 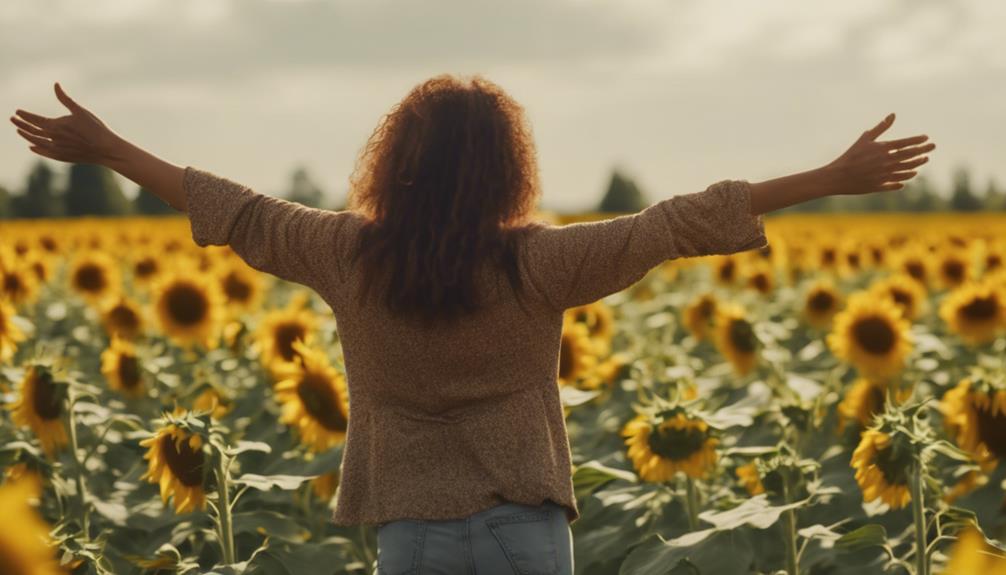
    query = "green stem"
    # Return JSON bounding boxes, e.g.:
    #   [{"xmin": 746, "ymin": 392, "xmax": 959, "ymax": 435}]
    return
[
  {"xmin": 782, "ymin": 478, "xmax": 799, "ymax": 575},
  {"xmin": 360, "ymin": 525, "xmax": 376, "ymax": 567},
  {"xmin": 911, "ymin": 459, "xmax": 928, "ymax": 575},
  {"xmin": 684, "ymin": 477, "xmax": 699, "ymax": 531},
  {"xmin": 214, "ymin": 453, "xmax": 236, "ymax": 566},
  {"xmin": 65, "ymin": 395, "xmax": 90, "ymax": 538}
]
